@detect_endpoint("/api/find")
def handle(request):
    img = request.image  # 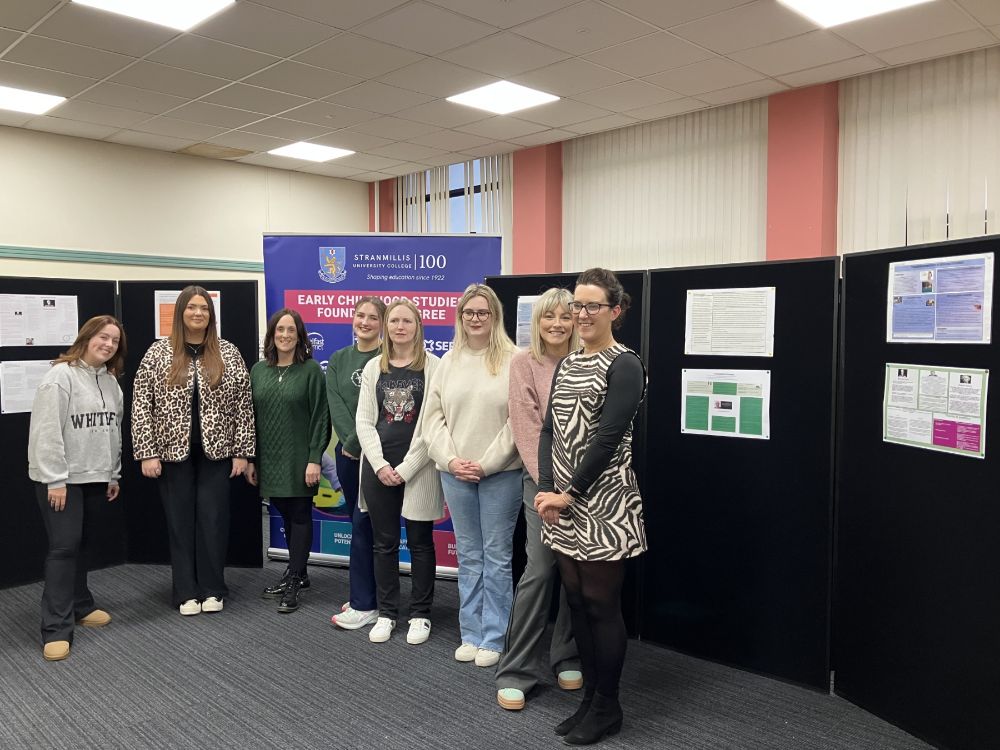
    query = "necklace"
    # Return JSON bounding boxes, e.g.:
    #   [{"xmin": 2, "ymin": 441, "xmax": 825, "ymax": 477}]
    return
[{"xmin": 277, "ymin": 364, "xmax": 293, "ymax": 382}]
